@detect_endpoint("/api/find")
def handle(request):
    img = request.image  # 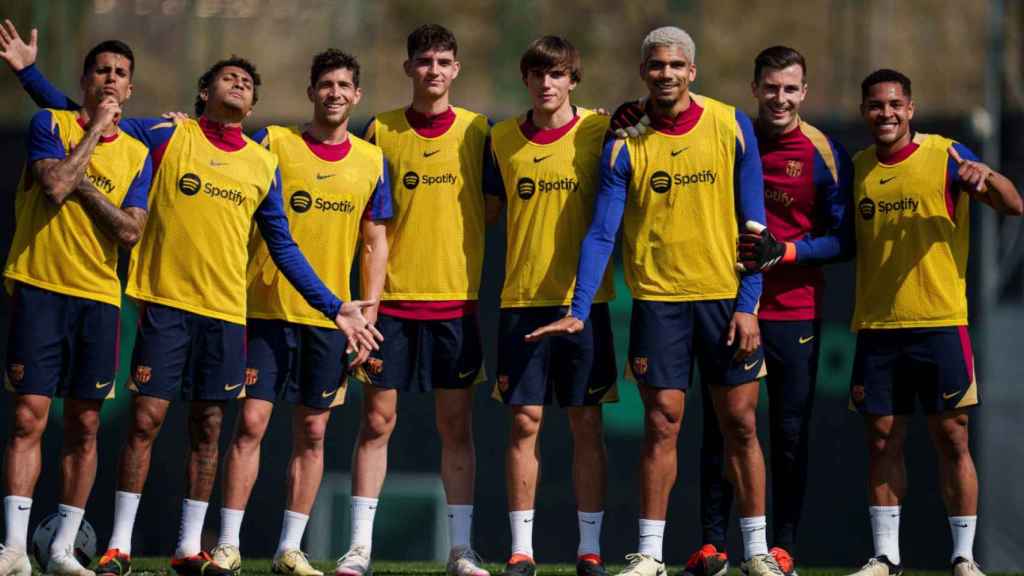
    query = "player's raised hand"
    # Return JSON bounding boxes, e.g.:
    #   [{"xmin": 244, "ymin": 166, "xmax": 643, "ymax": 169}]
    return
[
  {"xmin": 0, "ymin": 19, "xmax": 38, "ymax": 72},
  {"xmin": 610, "ymin": 98, "xmax": 650, "ymax": 139},
  {"xmin": 89, "ymin": 97, "xmax": 122, "ymax": 133},
  {"xmin": 335, "ymin": 299, "xmax": 384, "ymax": 359},
  {"xmin": 524, "ymin": 315, "xmax": 584, "ymax": 342},
  {"xmin": 727, "ymin": 311, "xmax": 761, "ymax": 361},
  {"xmin": 949, "ymin": 145, "xmax": 991, "ymax": 193}
]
